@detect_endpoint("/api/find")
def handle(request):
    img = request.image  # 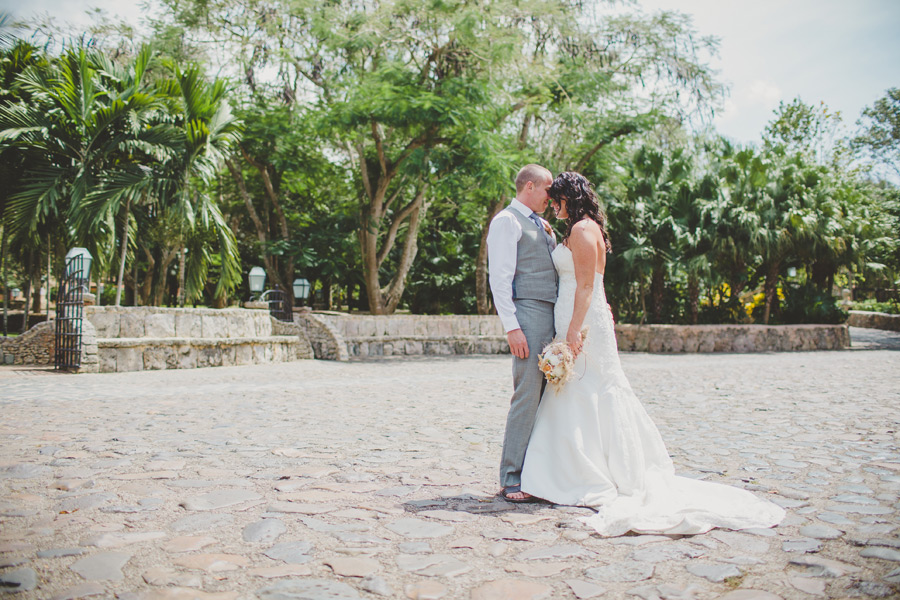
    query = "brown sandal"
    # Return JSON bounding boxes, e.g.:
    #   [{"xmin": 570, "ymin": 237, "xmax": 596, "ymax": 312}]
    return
[{"xmin": 499, "ymin": 484, "xmax": 539, "ymax": 504}]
